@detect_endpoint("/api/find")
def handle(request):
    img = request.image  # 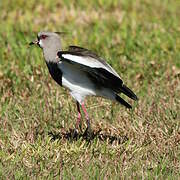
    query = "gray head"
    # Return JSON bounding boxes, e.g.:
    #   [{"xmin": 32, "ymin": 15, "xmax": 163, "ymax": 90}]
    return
[{"xmin": 30, "ymin": 32, "xmax": 62, "ymax": 63}]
